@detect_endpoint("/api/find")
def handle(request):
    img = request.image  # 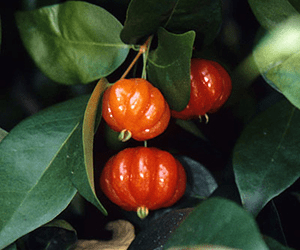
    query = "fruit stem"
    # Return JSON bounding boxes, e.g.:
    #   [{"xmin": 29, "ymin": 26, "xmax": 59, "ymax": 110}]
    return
[
  {"xmin": 120, "ymin": 36, "xmax": 152, "ymax": 80},
  {"xmin": 144, "ymin": 140, "xmax": 148, "ymax": 147}
]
